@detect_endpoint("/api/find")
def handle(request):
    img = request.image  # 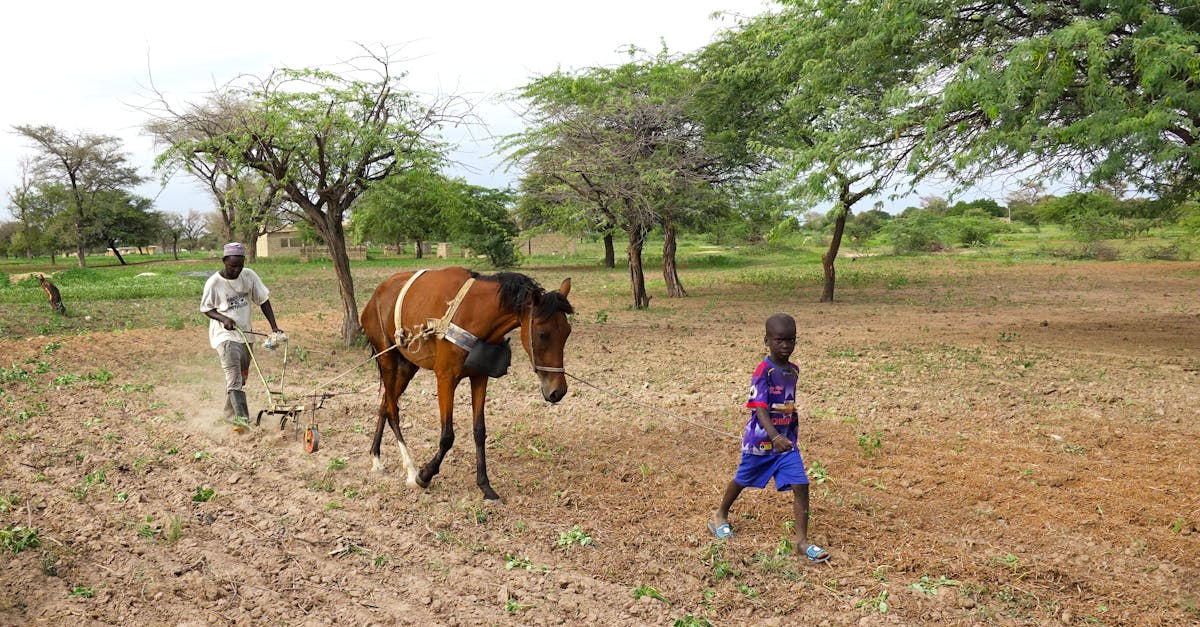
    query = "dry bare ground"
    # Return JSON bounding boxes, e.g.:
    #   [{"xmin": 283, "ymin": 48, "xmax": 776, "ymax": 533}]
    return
[{"xmin": 1, "ymin": 259, "xmax": 1198, "ymax": 625}]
